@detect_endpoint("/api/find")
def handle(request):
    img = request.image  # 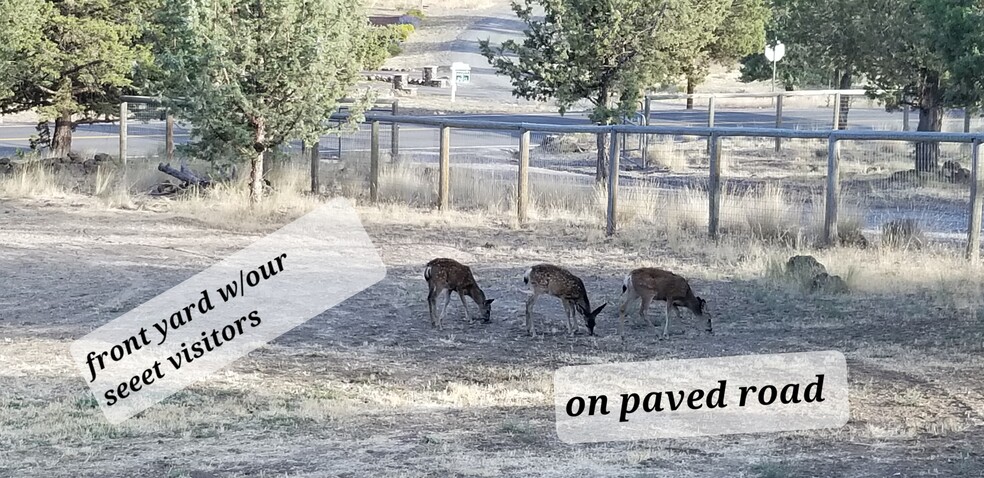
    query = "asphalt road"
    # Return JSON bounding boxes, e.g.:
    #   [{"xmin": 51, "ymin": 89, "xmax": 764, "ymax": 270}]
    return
[{"xmin": 1, "ymin": 104, "xmax": 958, "ymax": 160}]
